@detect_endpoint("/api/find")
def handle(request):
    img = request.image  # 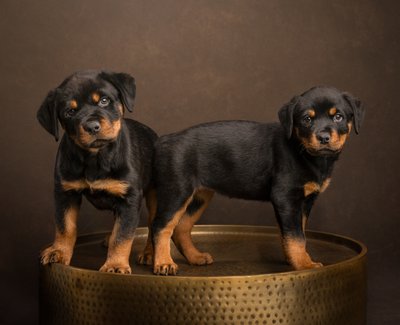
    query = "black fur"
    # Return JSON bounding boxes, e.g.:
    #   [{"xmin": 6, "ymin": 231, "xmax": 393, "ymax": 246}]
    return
[
  {"xmin": 151, "ymin": 86, "xmax": 364, "ymax": 274},
  {"xmin": 38, "ymin": 70, "xmax": 157, "ymax": 273}
]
